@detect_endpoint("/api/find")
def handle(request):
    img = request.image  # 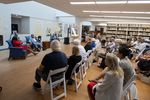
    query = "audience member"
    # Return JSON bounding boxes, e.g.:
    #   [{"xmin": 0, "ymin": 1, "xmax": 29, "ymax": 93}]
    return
[
  {"xmin": 105, "ymin": 38, "xmax": 115, "ymax": 53},
  {"xmin": 74, "ymin": 39, "xmax": 87, "ymax": 58},
  {"xmin": 84, "ymin": 36, "xmax": 92, "ymax": 52},
  {"xmin": 91, "ymin": 38, "xmax": 96, "ymax": 48},
  {"xmin": 12, "ymin": 37, "xmax": 38, "ymax": 55},
  {"xmin": 33, "ymin": 40, "xmax": 68, "ymax": 90},
  {"xmin": 91, "ymin": 46, "xmax": 133, "ymax": 87},
  {"xmin": 130, "ymin": 37, "xmax": 138, "ymax": 47},
  {"xmin": 65, "ymin": 46, "xmax": 82, "ymax": 84},
  {"xmin": 29, "ymin": 34, "xmax": 46, "ymax": 52},
  {"xmin": 134, "ymin": 52, "xmax": 150, "ymax": 74},
  {"xmin": 97, "ymin": 39, "xmax": 122, "ymax": 68},
  {"xmin": 87, "ymin": 53, "xmax": 124, "ymax": 100}
]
